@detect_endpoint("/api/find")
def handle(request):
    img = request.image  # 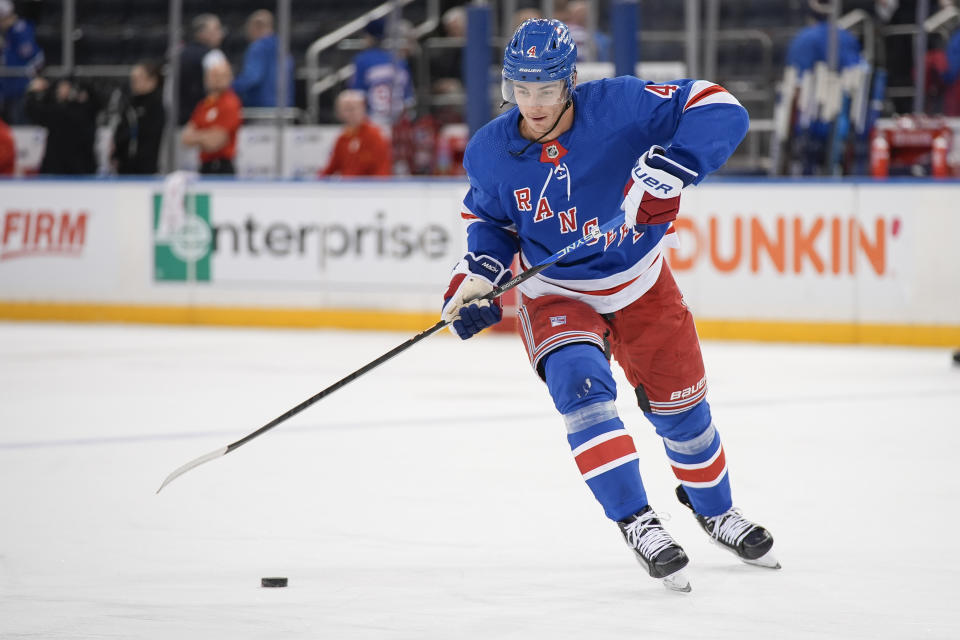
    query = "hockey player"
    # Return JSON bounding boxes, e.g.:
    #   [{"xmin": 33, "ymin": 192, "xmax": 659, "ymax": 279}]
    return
[{"xmin": 441, "ymin": 19, "xmax": 779, "ymax": 592}]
